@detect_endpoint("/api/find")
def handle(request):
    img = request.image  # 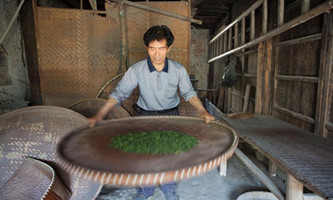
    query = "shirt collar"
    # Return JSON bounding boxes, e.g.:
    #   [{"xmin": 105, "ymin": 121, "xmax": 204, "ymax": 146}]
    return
[{"xmin": 147, "ymin": 57, "xmax": 168, "ymax": 73}]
